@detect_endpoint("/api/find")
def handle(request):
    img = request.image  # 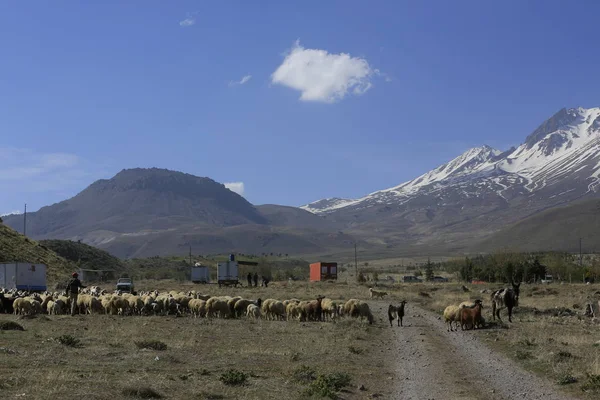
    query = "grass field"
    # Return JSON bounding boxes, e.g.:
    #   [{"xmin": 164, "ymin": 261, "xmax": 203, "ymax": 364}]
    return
[
  {"xmin": 3, "ymin": 278, "xmax": 600, "ymax": 399},
  {"xmin": 0, "ymin": 281, "xmax": 398, "ymax": 400}
]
